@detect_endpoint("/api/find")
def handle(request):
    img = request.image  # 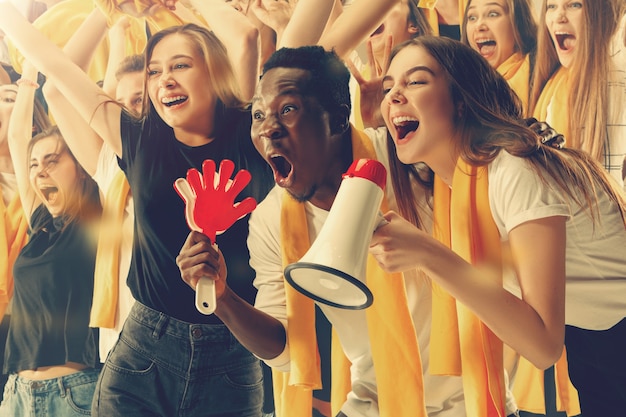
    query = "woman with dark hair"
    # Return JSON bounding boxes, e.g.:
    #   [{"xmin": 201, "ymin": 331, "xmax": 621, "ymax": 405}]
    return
[
  {"xmin": 0, "ymin": 61, "xmax": 101, "ymax": 416},
  {"xmin": 372, "ymin": 35, "xmax": 626, "ymax": 417}
]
